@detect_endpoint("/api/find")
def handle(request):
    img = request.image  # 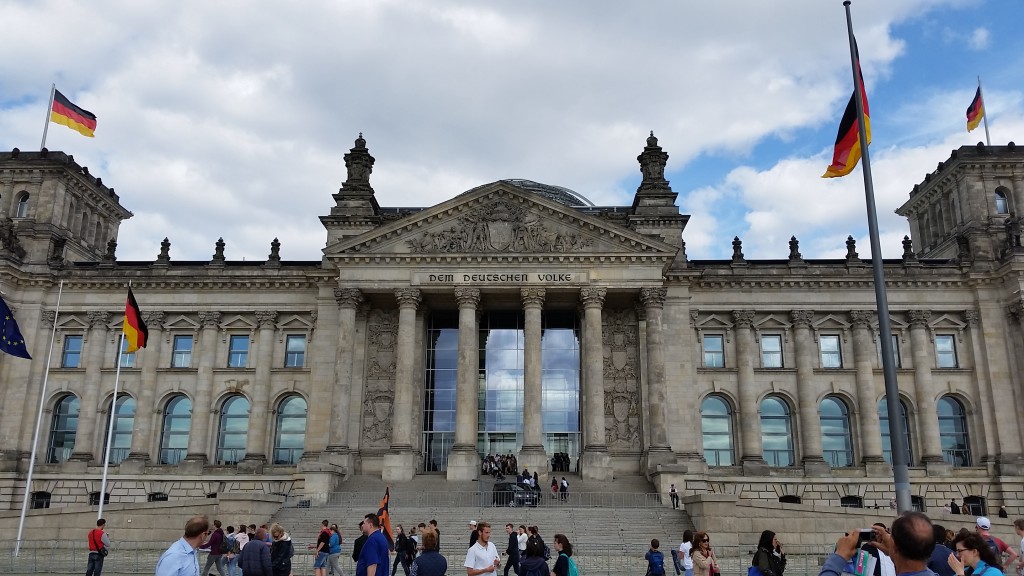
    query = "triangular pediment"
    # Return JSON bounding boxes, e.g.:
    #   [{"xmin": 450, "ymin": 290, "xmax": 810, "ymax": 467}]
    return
[{"xmin": 325, "ymin": 183, "xmax": 678, "ymax": 259}]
